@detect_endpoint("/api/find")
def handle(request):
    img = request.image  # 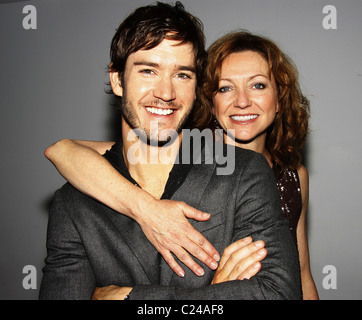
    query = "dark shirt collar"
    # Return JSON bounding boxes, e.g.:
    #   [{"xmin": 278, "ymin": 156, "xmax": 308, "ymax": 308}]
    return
[{"xmin": 103, "ymin": 134, "xmax": 194, "ymax": 200}]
